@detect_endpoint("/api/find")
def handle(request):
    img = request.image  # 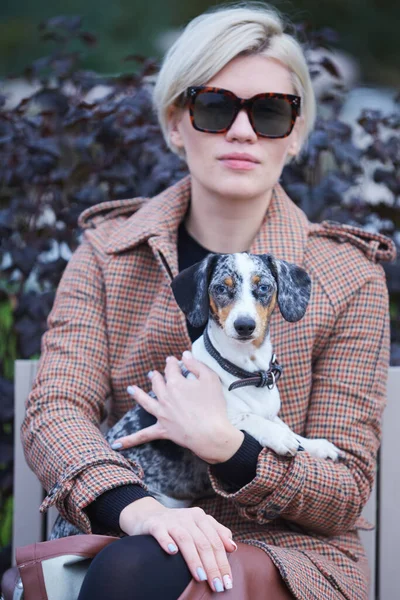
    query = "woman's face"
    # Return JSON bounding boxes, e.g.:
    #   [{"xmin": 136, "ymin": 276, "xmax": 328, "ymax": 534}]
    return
[{"xmin": 168, "ymin": 54, "xmax": 303, "ymax": 201}]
